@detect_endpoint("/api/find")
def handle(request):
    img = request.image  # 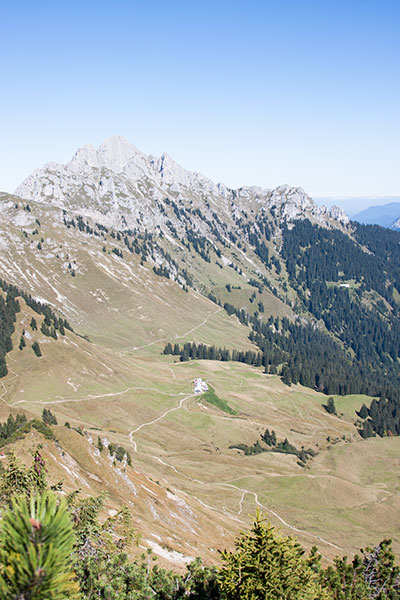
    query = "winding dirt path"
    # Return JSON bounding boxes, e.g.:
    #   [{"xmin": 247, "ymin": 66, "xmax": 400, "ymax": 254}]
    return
[
  {"xmin": 123, "ymin": 308, "xmax": 222, "ymax": 352},
  {"xmin": 127, "ymin": 390, "xmax": 345, "ymax": 557},
  {"xmin": 1, "ymin": 306, "xmax": 346, "ymax": 556},
  {"xmin": 129, "ymin": 394, "xmax": 193, "ymax": 452},
  {"xmin": 11, "ymin": 387, "xmax": 186, "ymax": 406}
]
